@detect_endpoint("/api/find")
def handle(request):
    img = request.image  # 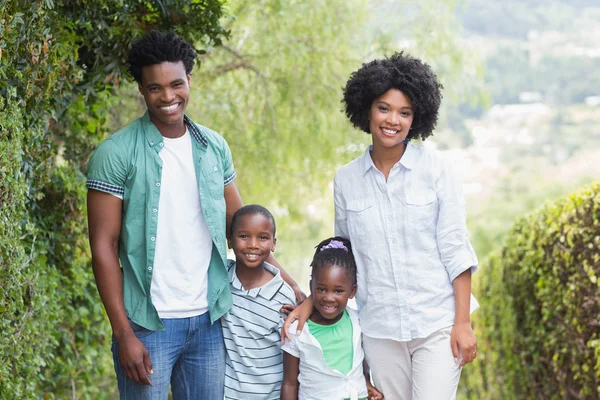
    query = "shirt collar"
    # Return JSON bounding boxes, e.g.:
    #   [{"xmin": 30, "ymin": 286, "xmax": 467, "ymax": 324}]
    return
[
  {"xmin": 141, "ymin": 111, "xmax": 208, "ymax": 148},
  {"xmin": 228, "ymin": 261, "xmax": 284, "ymax": 300},
  {"xmin": 360, "ymin": 142, "xmax": 420, "ymax": 174}
]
